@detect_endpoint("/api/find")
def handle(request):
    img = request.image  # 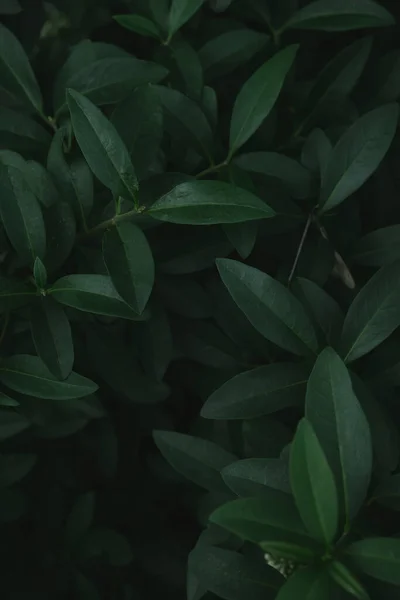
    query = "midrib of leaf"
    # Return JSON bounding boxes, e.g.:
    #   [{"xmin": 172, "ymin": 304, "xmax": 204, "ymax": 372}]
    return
[
  {"xmin": 48, "ymin": 287, "xmax": 122, "ymax": 301},
  {"xmin": 0, "ymin": 366, "xmax": 82, "ymax": 388},
  {"xmin": 151, "ymin": 201, "xmax": 270, "ymax": 213},
  {"xmin": 0, "ymin": 55, "xmax": 40, "ymax": 113}
]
